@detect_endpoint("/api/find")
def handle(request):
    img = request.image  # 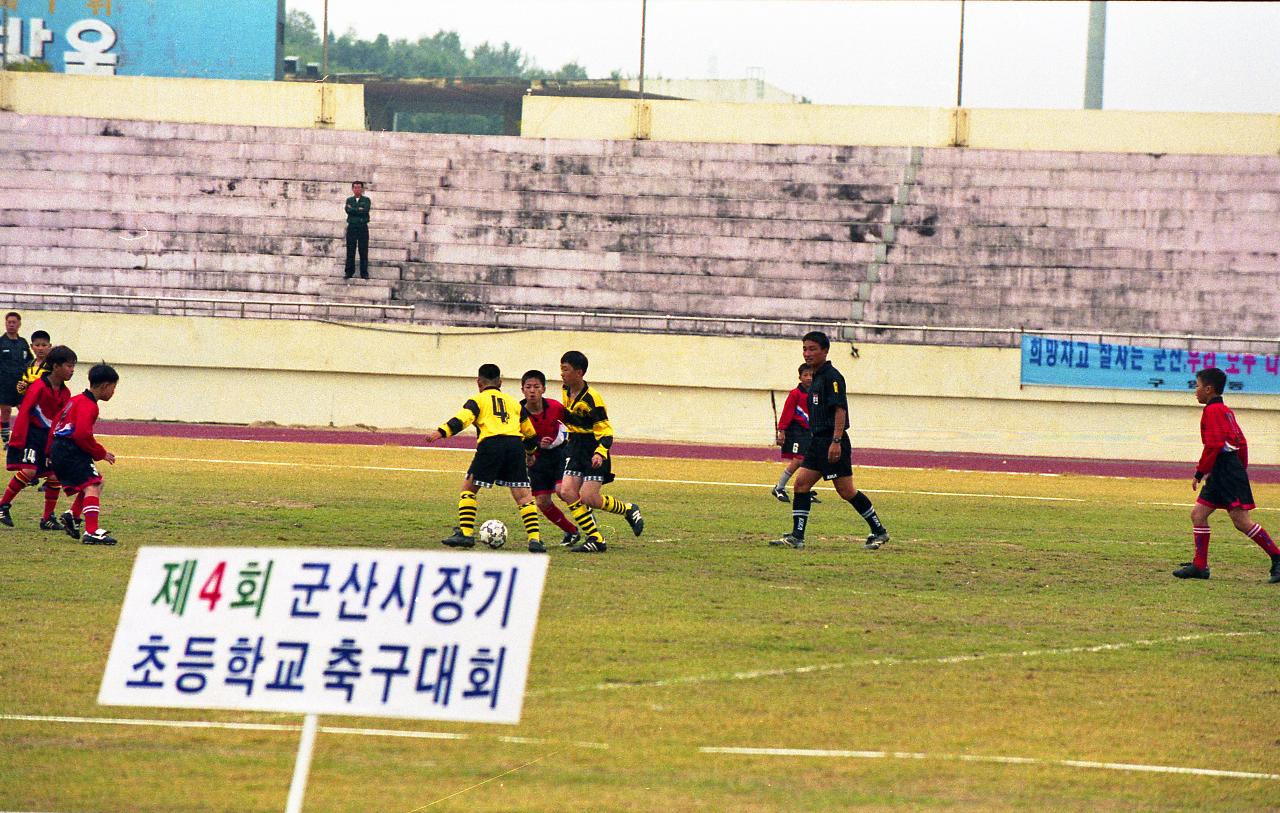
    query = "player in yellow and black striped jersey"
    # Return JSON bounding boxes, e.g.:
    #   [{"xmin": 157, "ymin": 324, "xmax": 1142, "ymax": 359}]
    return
[
  {"xmin": 425, "ymin": 363, "xmax": 548, "ymax": 552},
  {"xmin": 555, "ymin": 350, "xmax": 644, "ymax": 553}
]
